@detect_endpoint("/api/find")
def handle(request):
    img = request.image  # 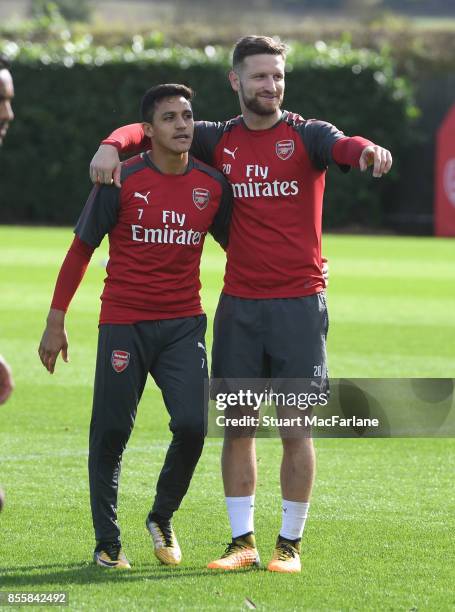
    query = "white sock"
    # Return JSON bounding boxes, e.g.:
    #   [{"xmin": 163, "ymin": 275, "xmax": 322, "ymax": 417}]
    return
[
  {"xmin": 225, "ymin": 495, "xmax": 255, "ymax": 538},
  {"xmin": 280, "ymin": 499, "xmax": 309, "ymax": 541}
]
